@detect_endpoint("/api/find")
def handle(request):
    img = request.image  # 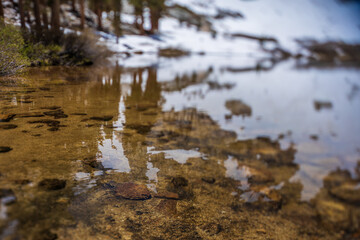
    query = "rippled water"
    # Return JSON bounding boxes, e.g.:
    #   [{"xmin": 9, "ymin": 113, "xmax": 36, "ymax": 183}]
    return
[{"xmin": 0, "ymin": 57, "xmax": 359, "ymax": 239}]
